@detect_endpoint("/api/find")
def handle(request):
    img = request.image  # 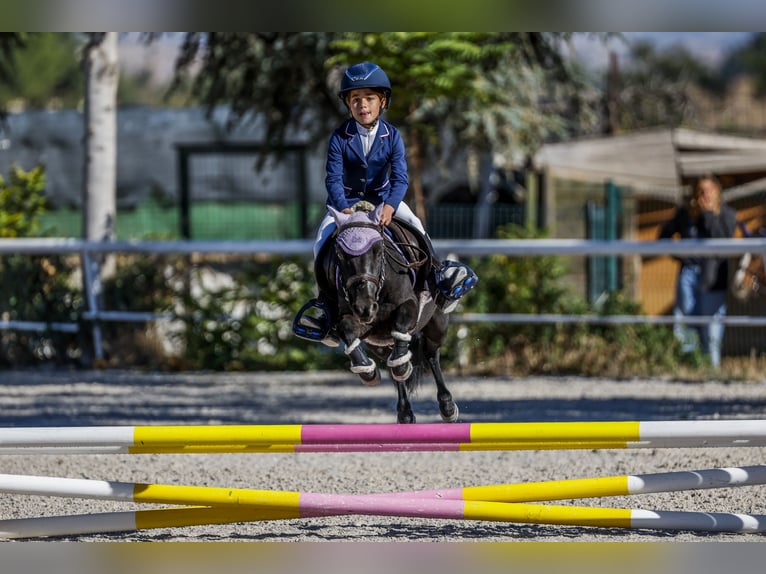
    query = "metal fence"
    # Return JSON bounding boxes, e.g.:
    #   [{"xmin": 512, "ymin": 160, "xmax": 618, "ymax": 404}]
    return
[{"xmin": 1, "ymin": 236, "xmax": 765, "ymax": 362}]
